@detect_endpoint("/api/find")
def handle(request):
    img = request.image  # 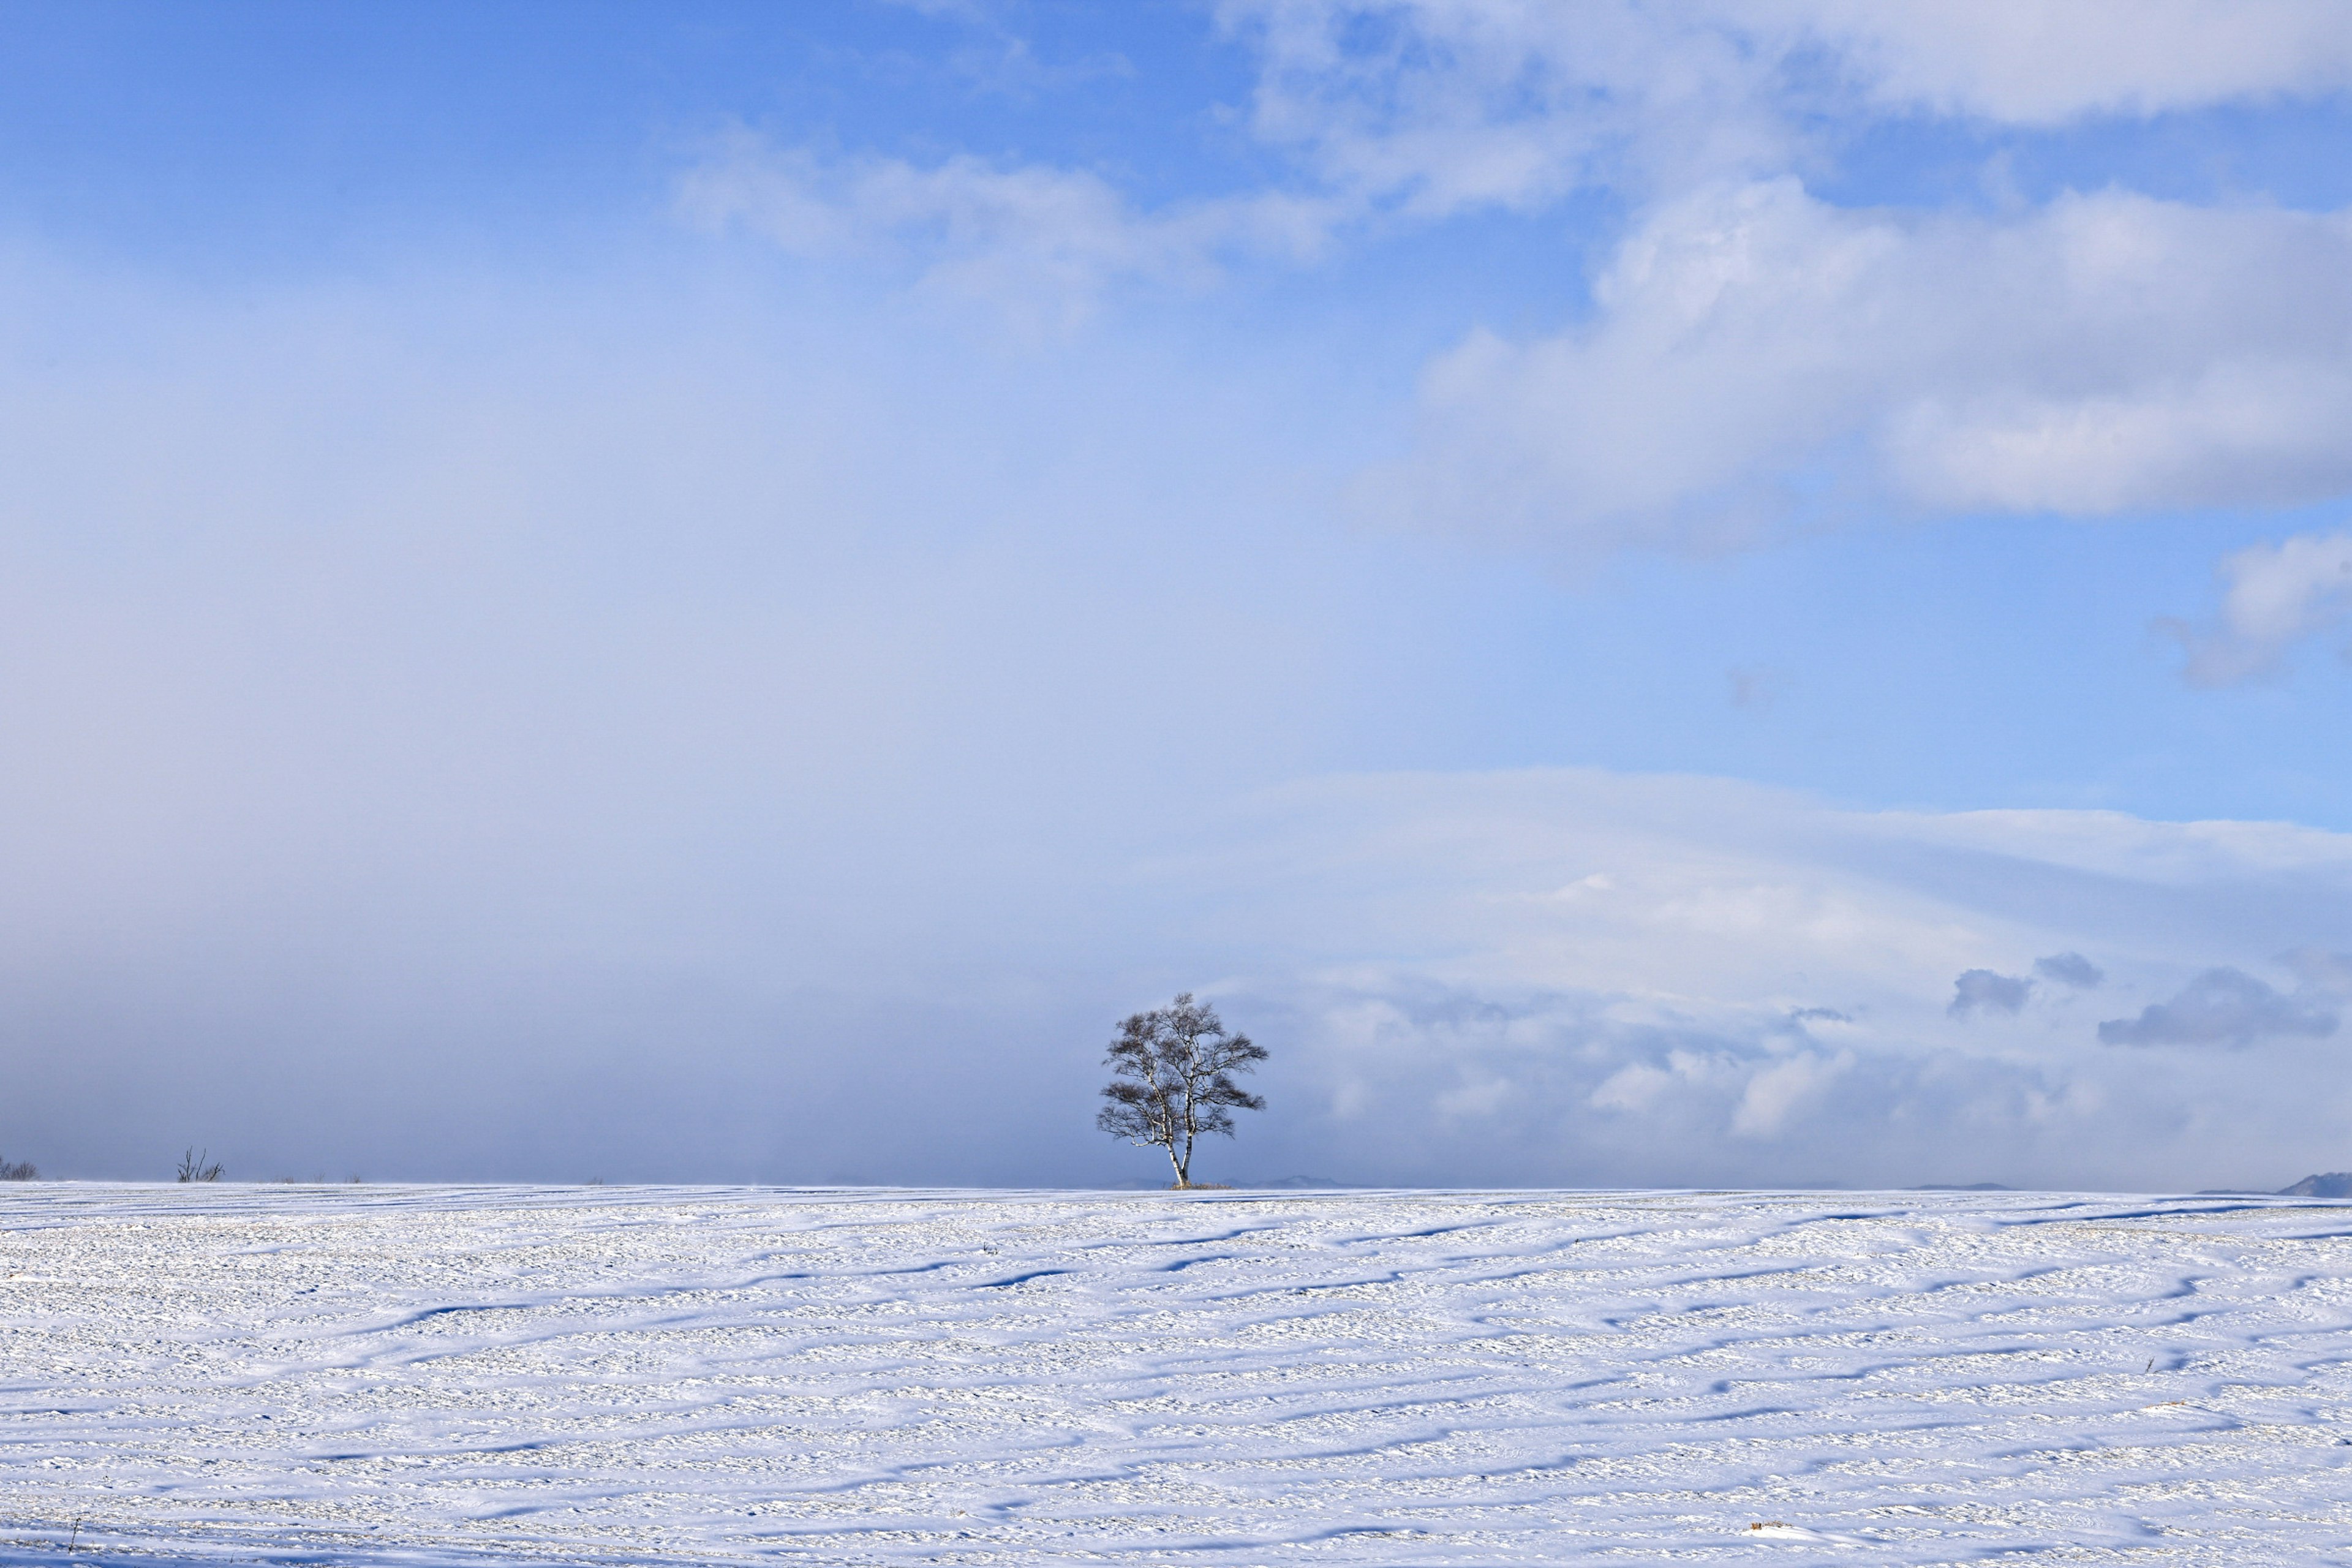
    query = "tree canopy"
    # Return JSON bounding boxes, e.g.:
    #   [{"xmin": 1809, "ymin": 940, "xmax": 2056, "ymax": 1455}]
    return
[{"xmin": 1097, "ymin": 992, "xmax": 1267, "ymax": 1187}]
